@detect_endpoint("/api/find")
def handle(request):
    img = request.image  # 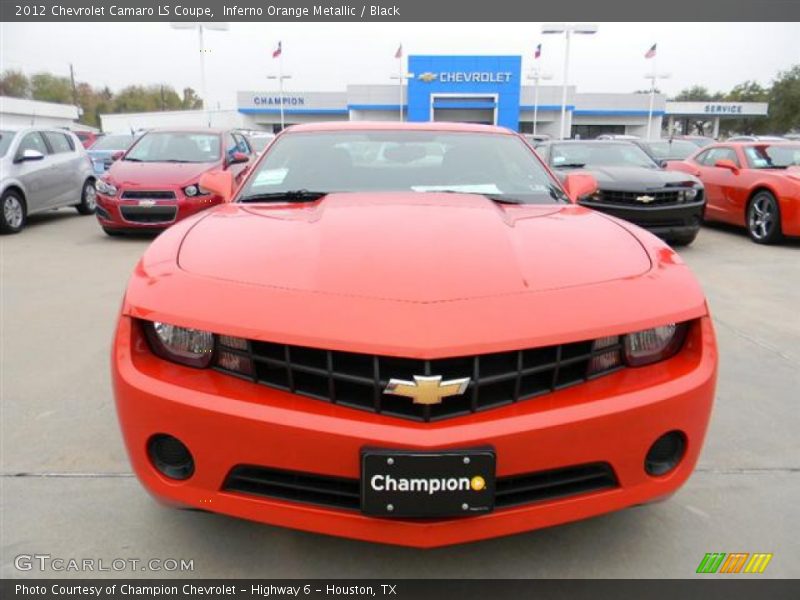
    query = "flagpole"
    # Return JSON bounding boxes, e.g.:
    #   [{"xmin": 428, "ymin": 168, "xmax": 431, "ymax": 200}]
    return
[
  {"xmin": 279, "ymin": 48, "xmax": 285, "ymax": 131},
  {"xmin": 398, "ymin": 45, "xmax": 404, "ymax": 122},
  {"xmin": 647, "ymin": 49, "xmax": 656, "ymax": 140}
]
